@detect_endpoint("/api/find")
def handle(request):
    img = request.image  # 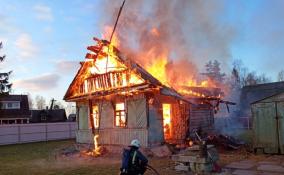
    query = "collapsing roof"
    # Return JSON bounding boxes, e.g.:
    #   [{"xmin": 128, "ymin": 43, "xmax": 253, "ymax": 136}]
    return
[
  {"xmin": 63, "ymin": 38, "xmax": 229, "ymax": 111},
  {"xmin": 64, "ymin": 39, "xmax": 185, "ymax": 102}
]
